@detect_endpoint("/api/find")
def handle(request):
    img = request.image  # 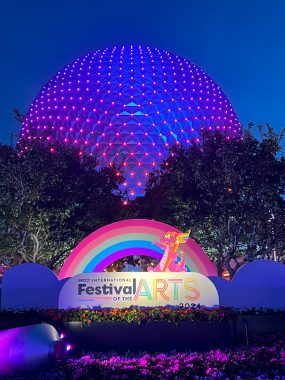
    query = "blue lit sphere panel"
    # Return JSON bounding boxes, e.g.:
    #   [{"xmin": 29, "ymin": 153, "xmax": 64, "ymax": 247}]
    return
[{"xmin": 21, "ymin": 45, "xmax": 240, "ymax": 196}]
